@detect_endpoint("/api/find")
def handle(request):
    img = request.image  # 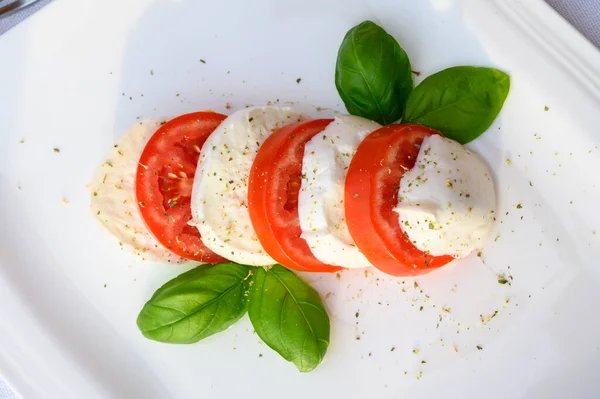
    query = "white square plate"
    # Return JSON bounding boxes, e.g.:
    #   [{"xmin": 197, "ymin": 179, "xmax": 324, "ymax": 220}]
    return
[{"xmin": 1, "ymin": 0, "xmax": 600, "ymax": 398}]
